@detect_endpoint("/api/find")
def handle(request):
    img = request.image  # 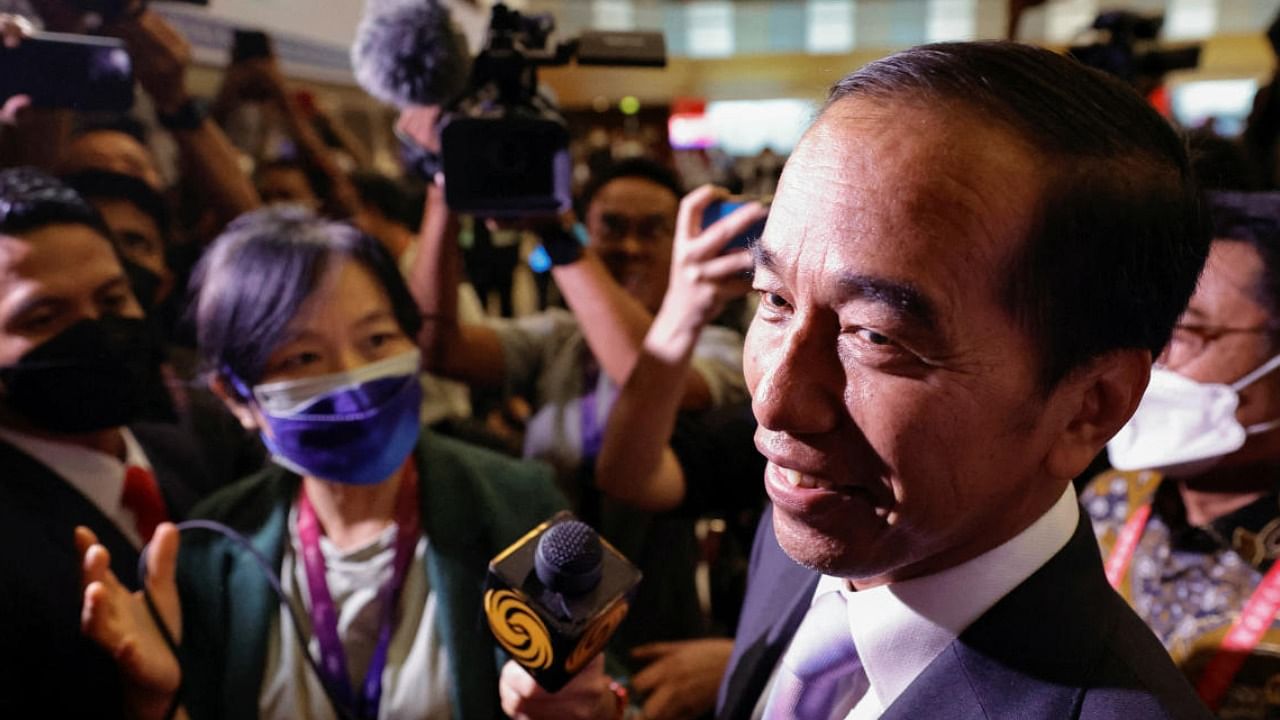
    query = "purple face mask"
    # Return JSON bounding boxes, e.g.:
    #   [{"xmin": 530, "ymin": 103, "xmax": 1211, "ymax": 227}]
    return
[{"xmin": 236, "ymin": 351, "xmax": 424, "ymax": 485}]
